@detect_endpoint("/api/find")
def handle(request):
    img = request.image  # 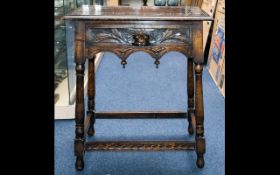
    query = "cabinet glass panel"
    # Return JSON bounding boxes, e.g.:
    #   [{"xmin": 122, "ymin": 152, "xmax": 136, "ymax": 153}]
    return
[
  {"xmin": 55, "ymin": 0, "xmax": 105, "ymax": 106},
  {"xmin": 55, "ymin": 0, "xmax": 77, "ymax": 105}
]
